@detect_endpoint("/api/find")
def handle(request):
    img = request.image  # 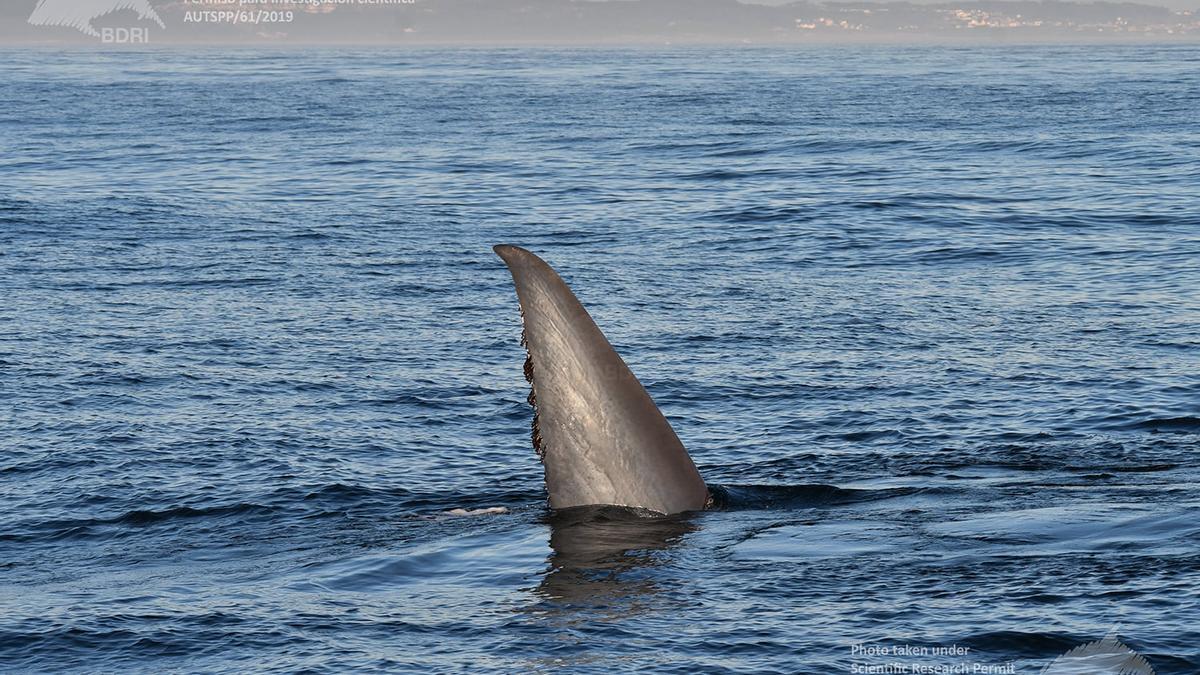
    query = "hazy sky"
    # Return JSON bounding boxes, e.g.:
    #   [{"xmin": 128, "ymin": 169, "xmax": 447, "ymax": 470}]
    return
[
  {"xmin": 600, "ymin": 0, "xmax": 1200, "ymax": 12},
  {"xmin": 739, "ymin": 0, "xmax": 1195, "ymax": 8}
]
